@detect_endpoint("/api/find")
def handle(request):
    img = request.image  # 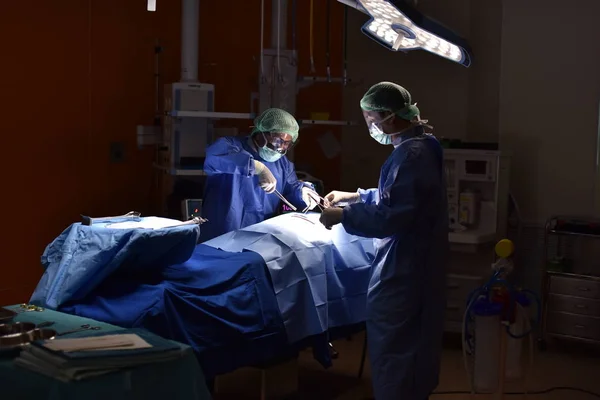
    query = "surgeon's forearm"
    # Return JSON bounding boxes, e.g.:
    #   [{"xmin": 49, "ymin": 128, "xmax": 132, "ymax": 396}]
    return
[{"xmin": 341, "ymin": 203, "xmax": 415, "ymax": 239}]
